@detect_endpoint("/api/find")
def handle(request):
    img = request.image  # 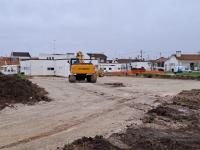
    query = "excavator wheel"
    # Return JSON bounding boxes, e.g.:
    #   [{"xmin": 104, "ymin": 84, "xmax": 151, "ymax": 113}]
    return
[
  {"xmin": 87, "ymin": 75, "xmax": 91, "ymax": 82},
  {"xmin": 69, "ymin": 75, "xmax": 76, "ymax": 83},
  {"xmin": 90, "ymin": 74, "xmax": 97, "ymax": 83}
]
